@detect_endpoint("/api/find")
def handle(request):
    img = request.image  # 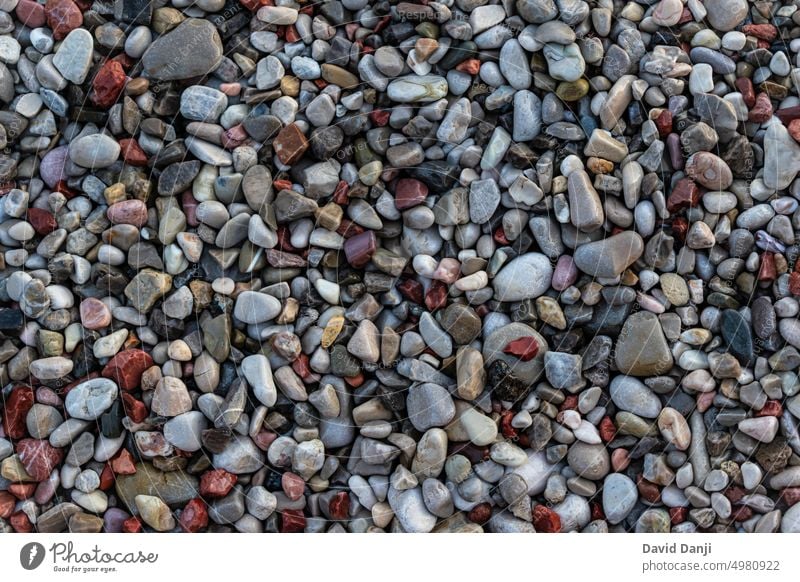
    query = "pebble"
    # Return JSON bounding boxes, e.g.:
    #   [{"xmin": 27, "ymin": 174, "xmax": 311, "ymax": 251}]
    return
[
  {"xmin": 492, "ymin": 253, "xmax": 553, "ymax": 301},
  {"xmin": 602, "ymin": 473, "xmax": 637, "ymax": 524},
  {"xmin": 615, "ymin": 312, "xmax": 674, "ymax": 376},
  {"xmin": 64, "ymin": 379, "xmax": 118, "ymax": 421},
  {"xmin": 142, "ymin": 19, "xmax": 222, "ymax": 80},
  {"xmin": 68, "ymin": 133, "xmax": 120, "ymax": 168}
]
